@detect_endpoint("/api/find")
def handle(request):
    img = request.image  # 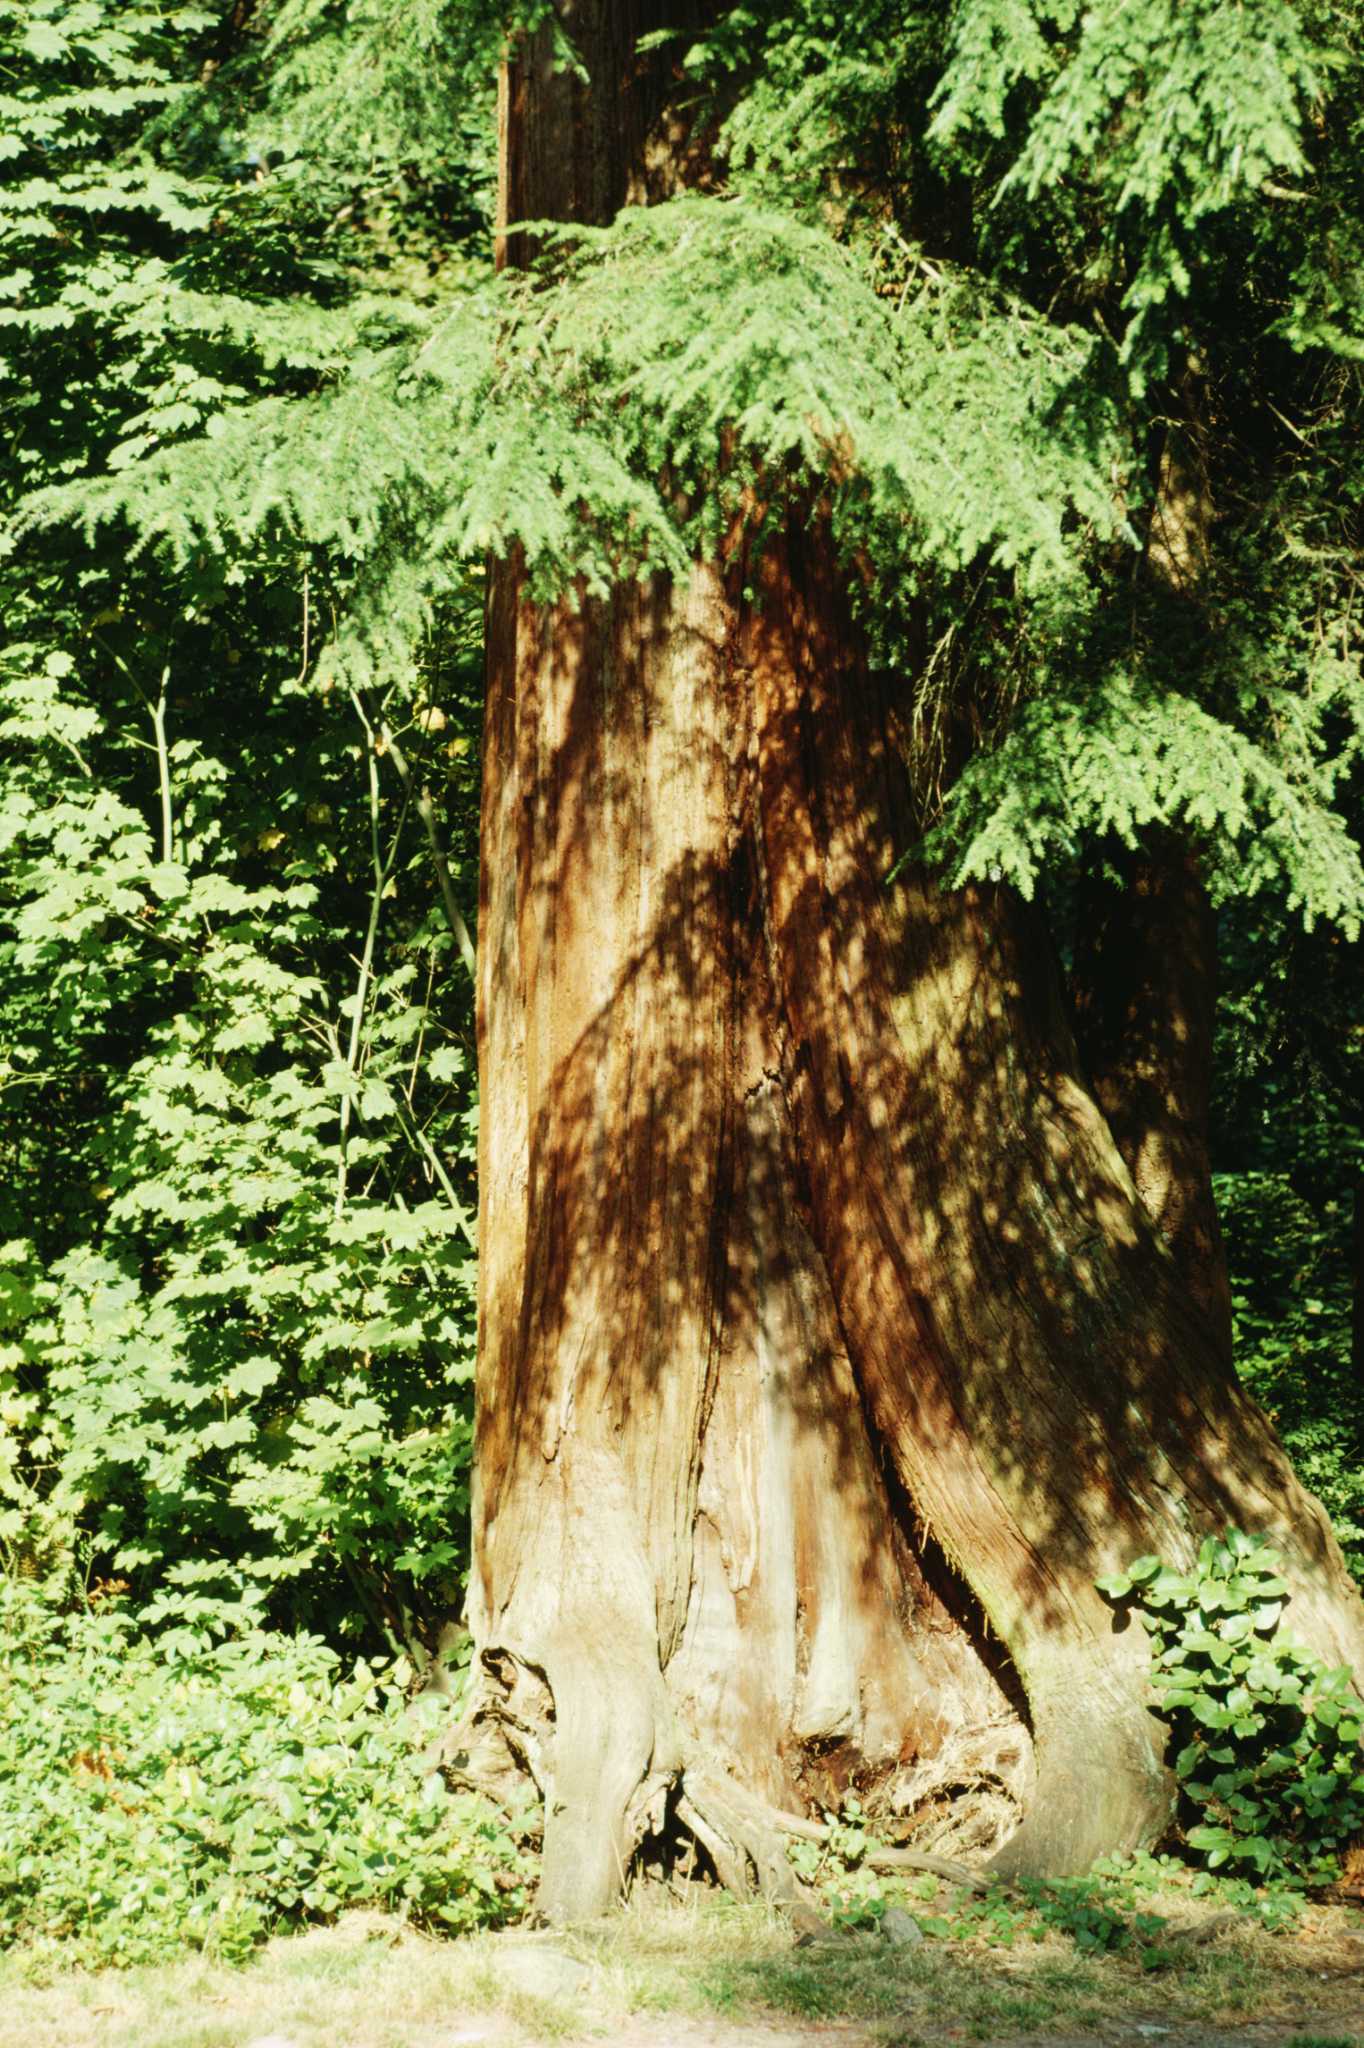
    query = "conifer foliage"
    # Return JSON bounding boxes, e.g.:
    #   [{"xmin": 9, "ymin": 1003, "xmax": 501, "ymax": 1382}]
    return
[{"xmin": 17, "ymin": 0, "xmax": 1364, "ymax": 925}]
